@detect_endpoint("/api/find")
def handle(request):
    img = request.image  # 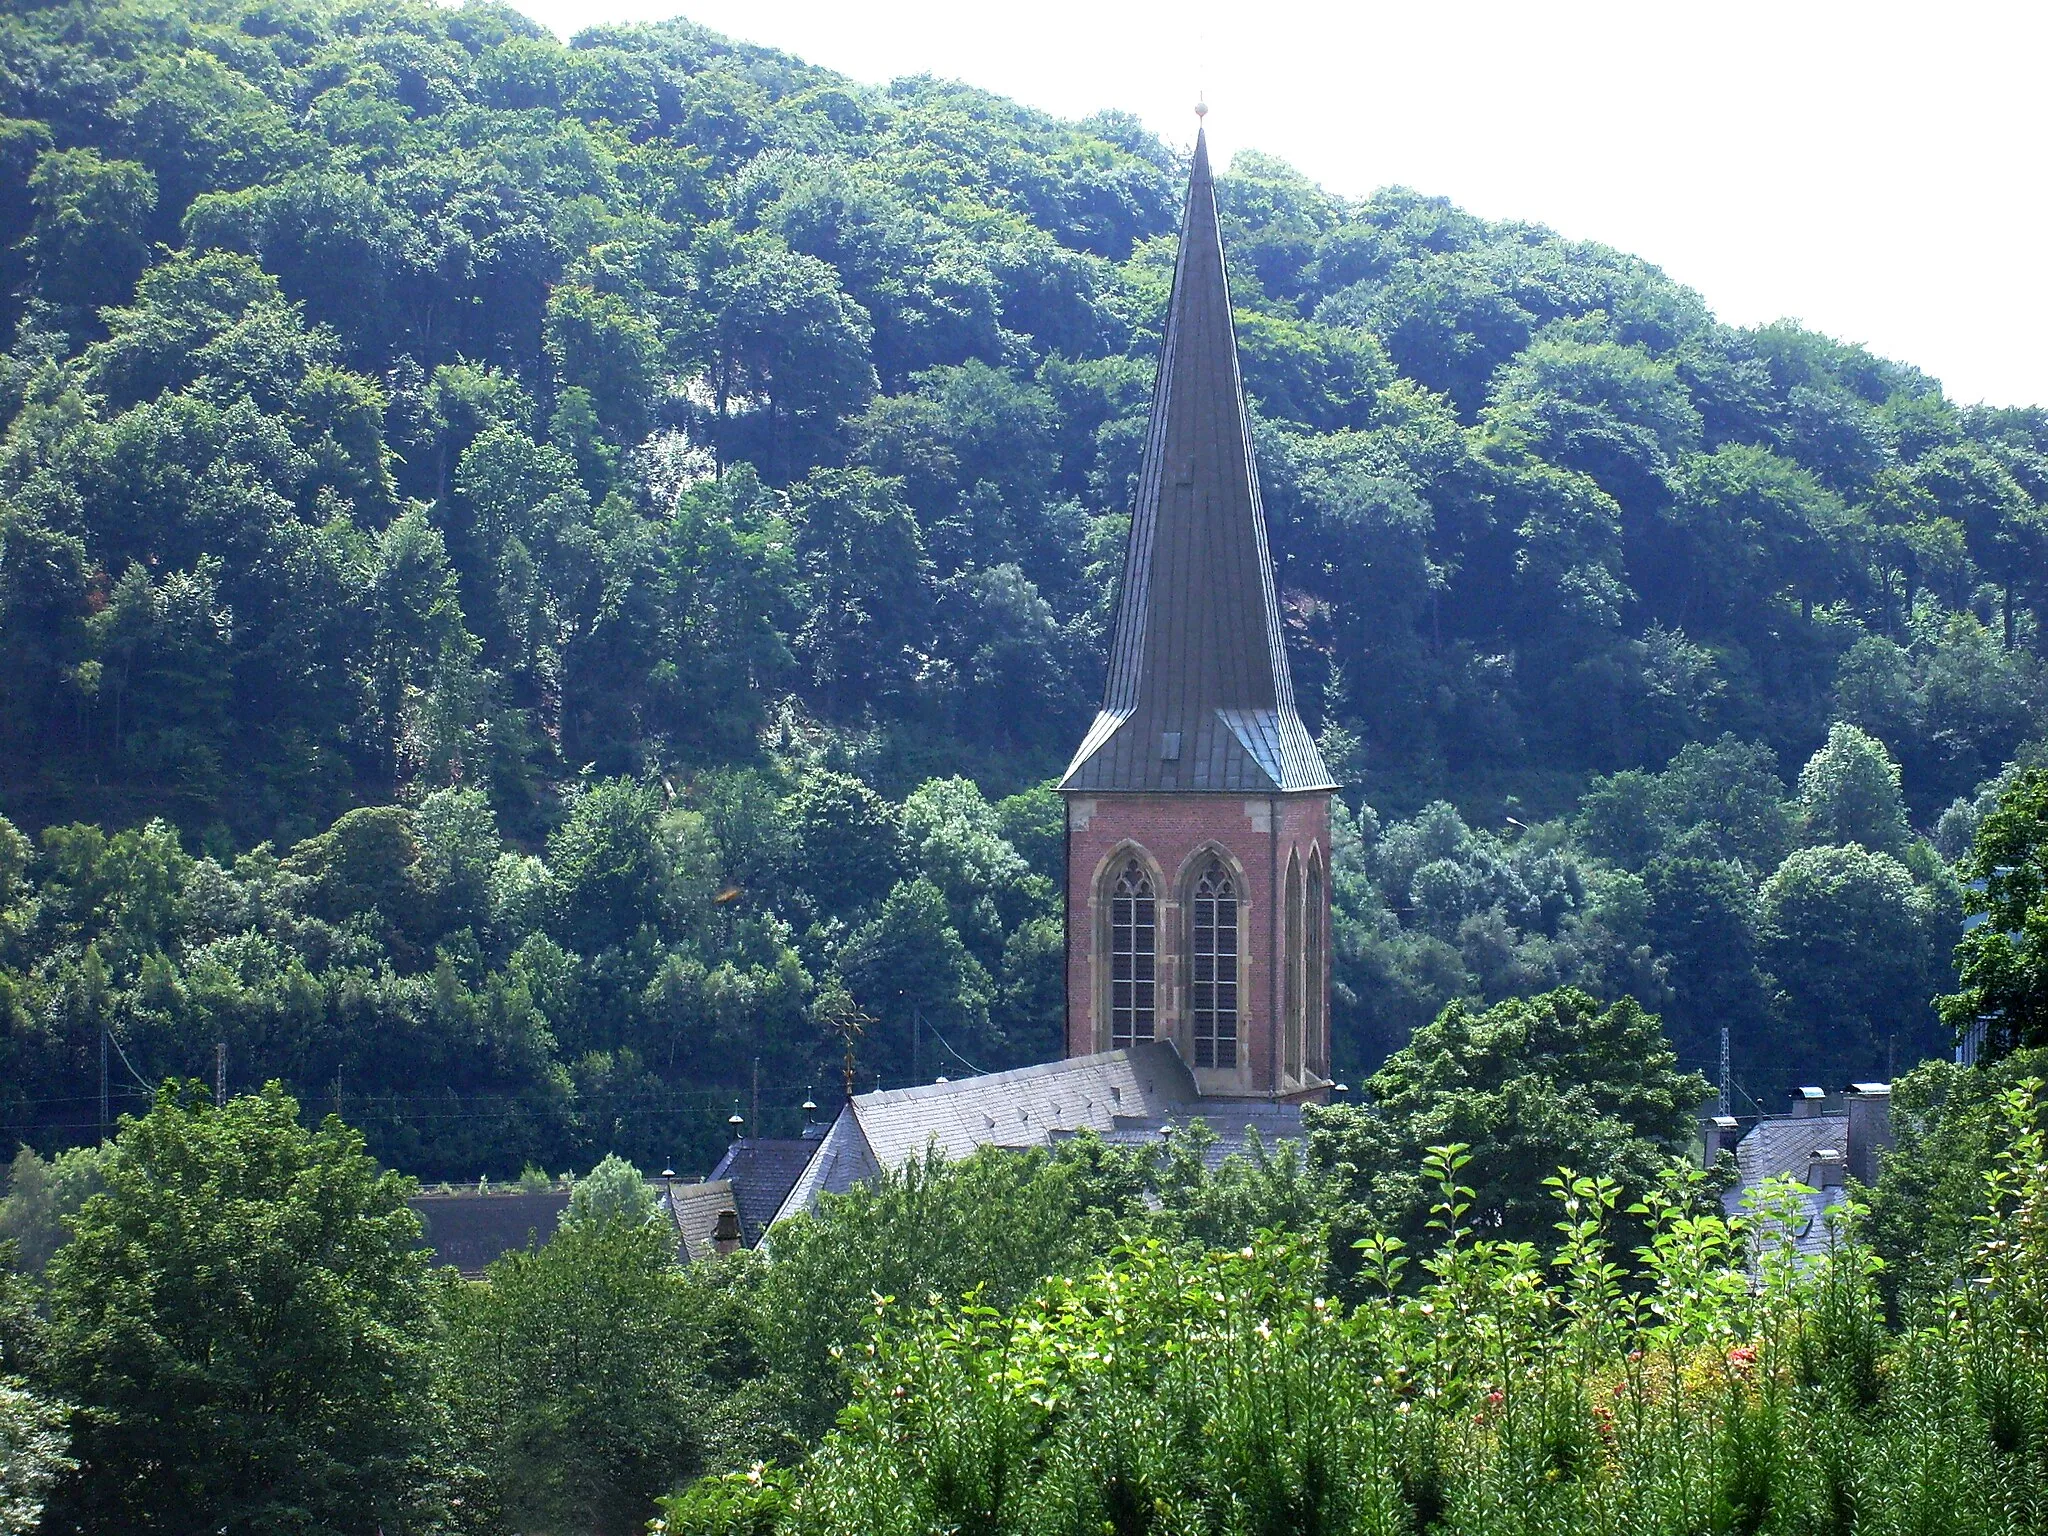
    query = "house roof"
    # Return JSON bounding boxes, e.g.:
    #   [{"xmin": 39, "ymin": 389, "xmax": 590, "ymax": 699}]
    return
[
  {"xmin": 768, "ymin": 1105, "xmax": 880, "ymax": 1230},
  {"xmin": 766, "ymin": 1043, "xmax": 1313, "ymax": 1228},
  {"xmin": 408, "ymin": 1190, "xmax": 568, "ymax": 1276},
  {"xmin": 668, "ymin": 1178, "xmax": 739, "ymax": 1264},
  {"xmin": 708, "ymin": 1137, "xmax": 823, "ymax": 1245},
  {"xmin": 851, "ymin": 1041, "xmax": 1199, "ymax": 1170},
  {"xmin": 1734, "ymin": 1113, "xmax": 1848, "ymax": 1195},
  {"xmin": 1059, "ymin": 126, "xmax": 1333, "ymax": 796}
]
